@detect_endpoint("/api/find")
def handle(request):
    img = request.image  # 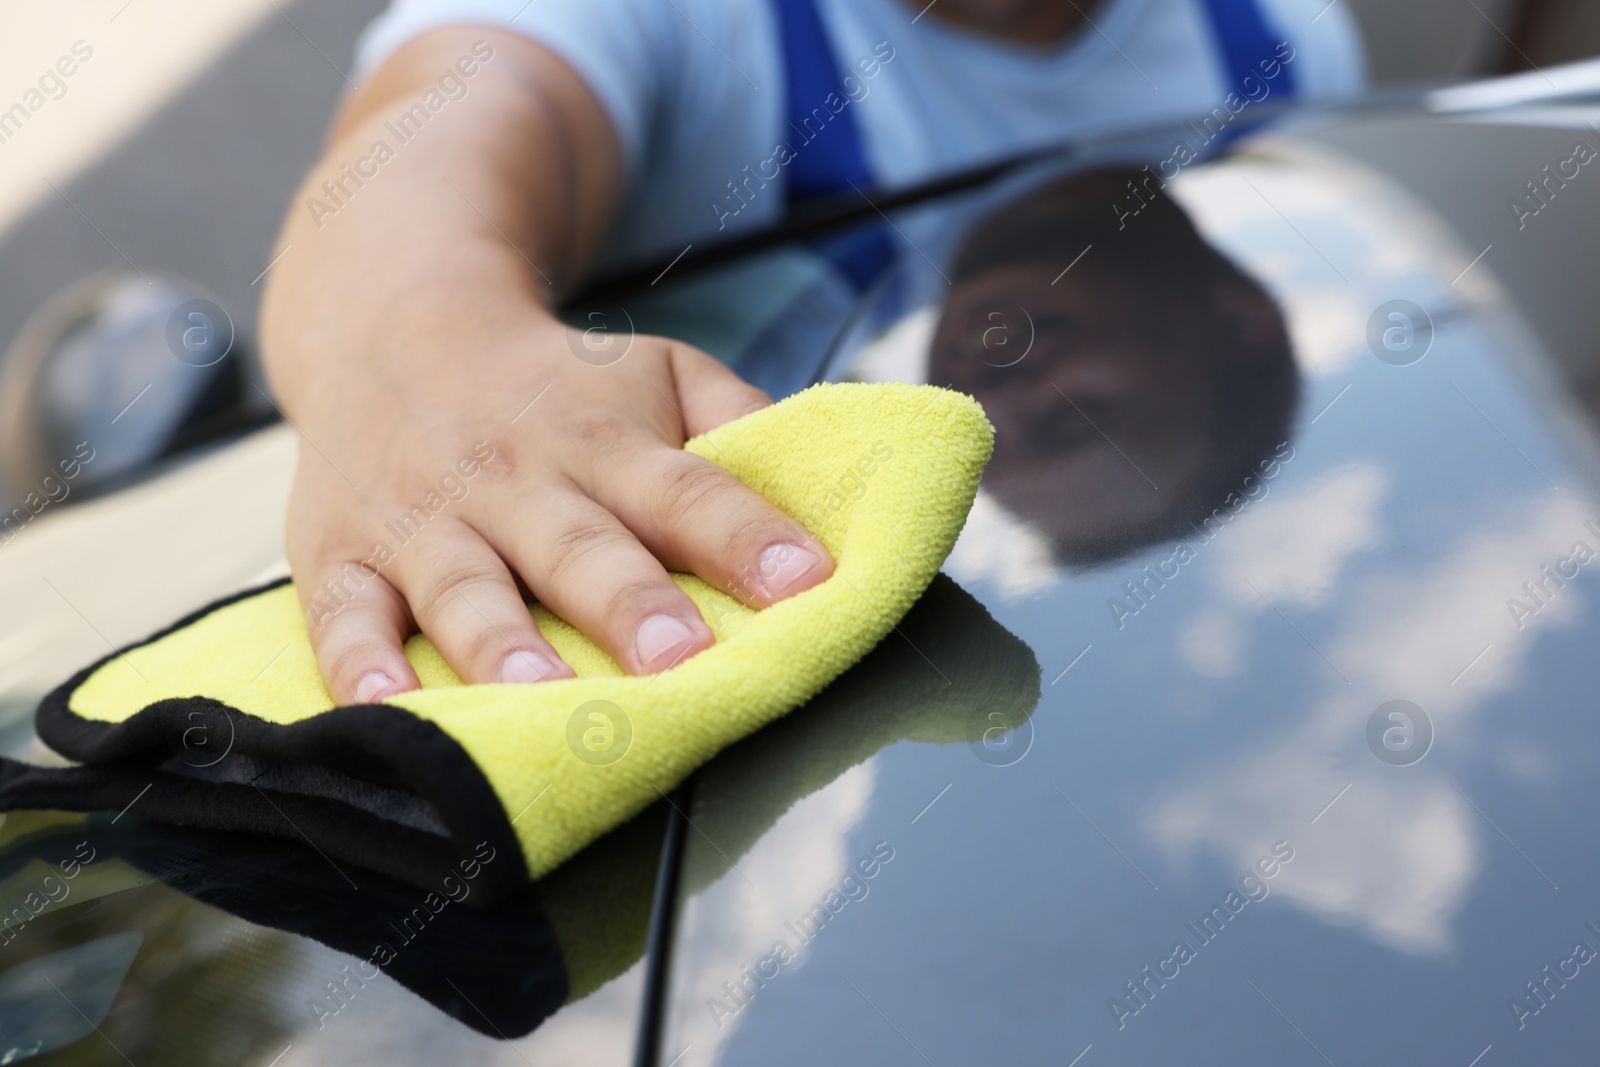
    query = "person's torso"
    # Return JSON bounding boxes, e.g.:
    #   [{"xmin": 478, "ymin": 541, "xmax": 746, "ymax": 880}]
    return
[{"xmin": 603, "ymin": 0, "xmax": 1363, "ymax": 266}]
